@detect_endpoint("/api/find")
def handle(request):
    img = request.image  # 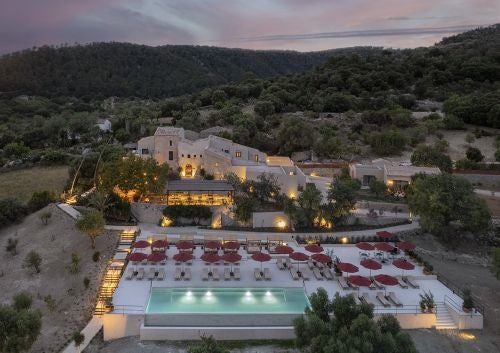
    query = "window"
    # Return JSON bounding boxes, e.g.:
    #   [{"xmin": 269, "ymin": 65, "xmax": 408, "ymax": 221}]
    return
[
  {"xmin": 200, "ymin": 155, "xmax": 202, "ymax": 158},
  {"xmin": 215, "ymin": 162, "xmax": 219, "ymax": 167},
  {"xmin": 168, "ymin": 151, "xmax": 174, "ymax": 161},
  {"xmin": 181, "ymin": 154, "xmax": 184, "ymax": 157},
  {"xmin": 169, "ymin": 140, "xmax": 173, "ymax": 146},
  {"xmin": 194, "ymin": 155, "xmax": 196, "ymax": 158},
  {"xmin": 235, "ymin": 151, "xmax": 242, "ymax": 158},
  {"xmin": 254, "ymin": 155, "xmax": 259, "ymax": 162},
  {"xmin": 187, "ymin": 154, "xmax": 191, "ymax": 158},
  {"xmin": 141, "ymin": 148, "xmax": 149, "ymax": 155}
]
